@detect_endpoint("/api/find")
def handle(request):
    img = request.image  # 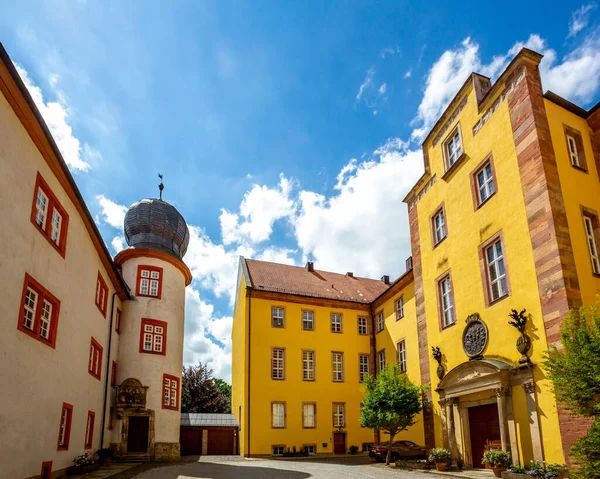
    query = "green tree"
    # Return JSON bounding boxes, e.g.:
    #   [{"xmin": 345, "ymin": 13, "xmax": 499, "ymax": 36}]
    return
[
  {"xmin": 543, "ymin": 301, "xmax": 600, "ymax": 478},
  {"xmin": 360, "ymin": 363, "xmax": 426, "ymax": 465},
  {"xmin": 214, "ymin": 378, "xmax": 232, "ymax": 413},
  {"xmin": 181, "ymin": 362, "xmax": 229, "ymax": 414}
]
